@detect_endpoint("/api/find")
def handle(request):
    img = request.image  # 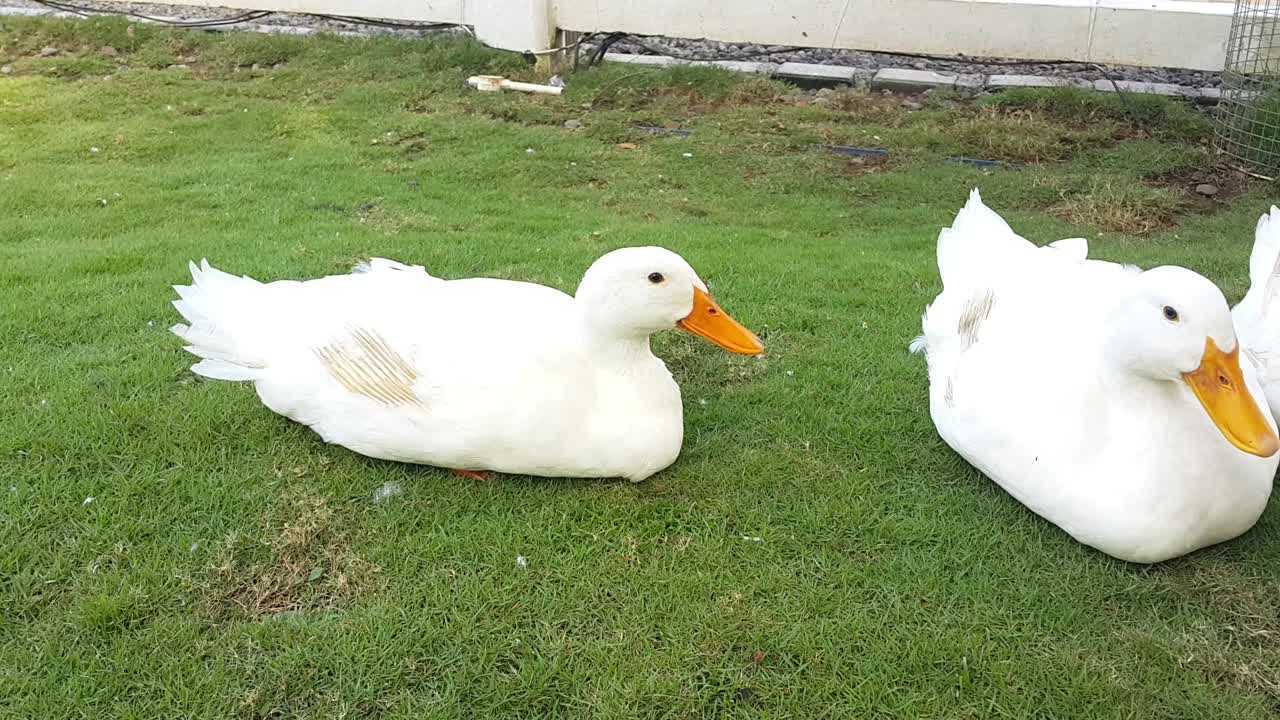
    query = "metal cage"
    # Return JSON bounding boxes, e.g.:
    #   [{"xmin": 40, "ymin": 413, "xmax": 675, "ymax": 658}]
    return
[{"xmin": 1216, "ymin": 0, "xmax": 1280, "ymax": 177}]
